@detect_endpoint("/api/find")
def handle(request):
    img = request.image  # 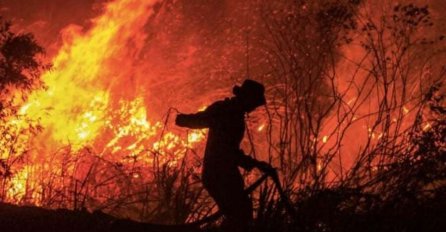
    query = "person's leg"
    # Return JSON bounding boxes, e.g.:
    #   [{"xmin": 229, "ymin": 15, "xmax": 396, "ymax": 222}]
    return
[
  {"xmin": 222, "ymin": 189, "xmax": 252, "ymax": 232},
  {"xmin": 205, "ymin": 170, "xmax": 253, "ymax": 232}
]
